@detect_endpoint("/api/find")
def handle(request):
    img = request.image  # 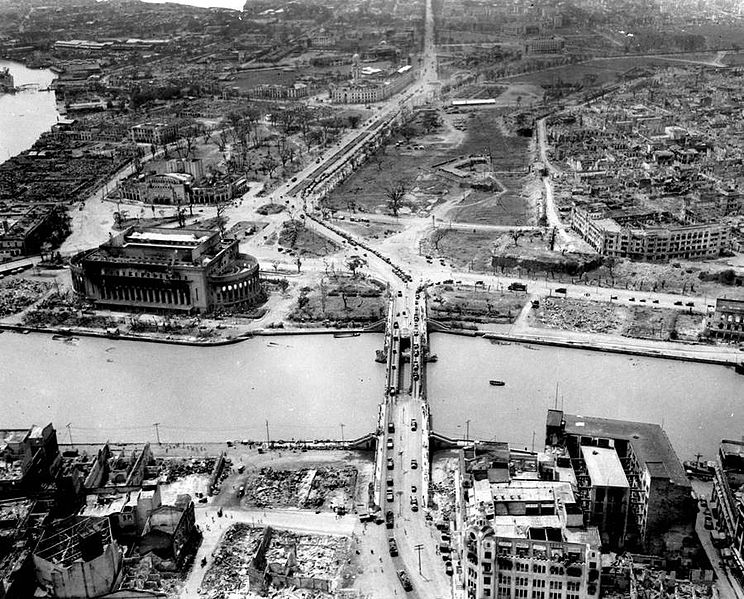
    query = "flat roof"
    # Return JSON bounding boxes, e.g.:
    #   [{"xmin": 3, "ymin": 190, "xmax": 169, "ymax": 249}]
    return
[
  {"xmin": 563, "ymin": 413, "xmax": 689, "ymax": 486},
  {"xmin": 581, "ymin": 446, "xmax": 629, "ymax": 488},
  {"xmin": 125, "ymin": 230, "xmax": 210, "ymax": 246}
]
